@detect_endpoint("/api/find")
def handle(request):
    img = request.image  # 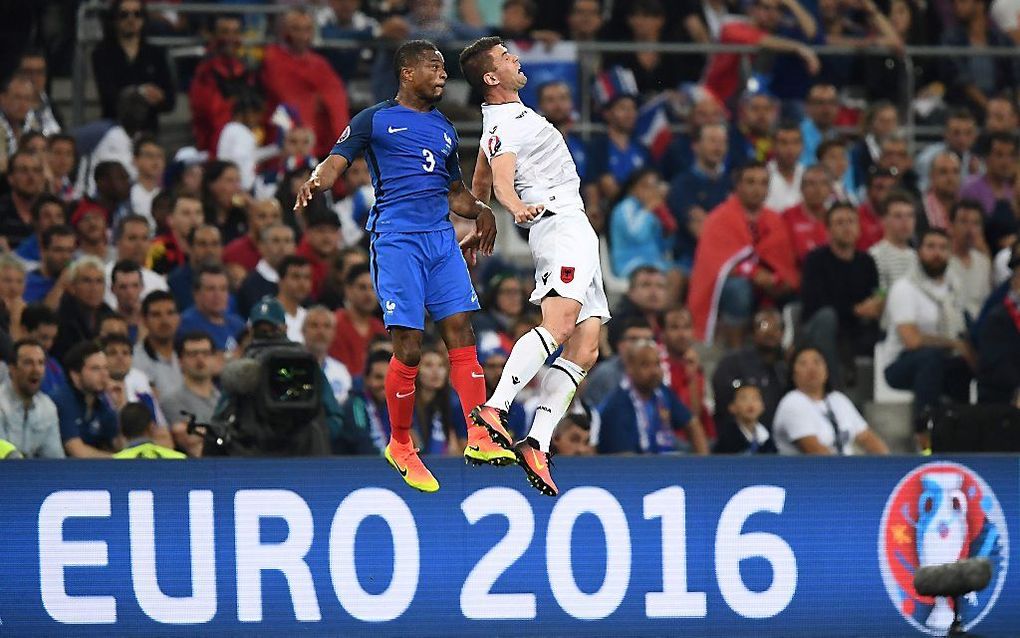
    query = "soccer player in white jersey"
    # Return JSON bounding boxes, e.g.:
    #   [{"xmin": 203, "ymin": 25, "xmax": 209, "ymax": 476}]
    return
[{"xmin": 459, "ymin": 37, "xmax": 611, "ymax": 496}]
